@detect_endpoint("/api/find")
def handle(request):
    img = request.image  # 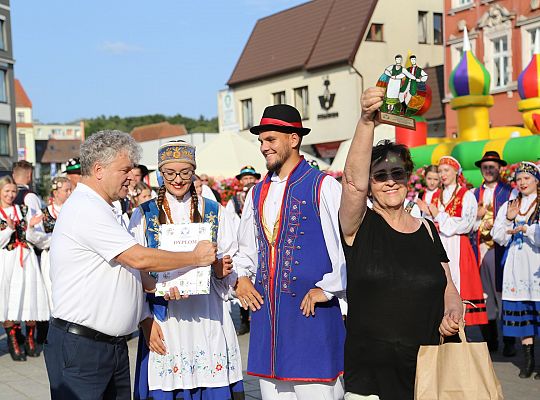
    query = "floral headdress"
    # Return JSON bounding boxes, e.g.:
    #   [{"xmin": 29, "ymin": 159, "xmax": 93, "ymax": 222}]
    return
[{"xmin": 515, "ymin": 161, "xmax": 540, "ymax": 181}]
